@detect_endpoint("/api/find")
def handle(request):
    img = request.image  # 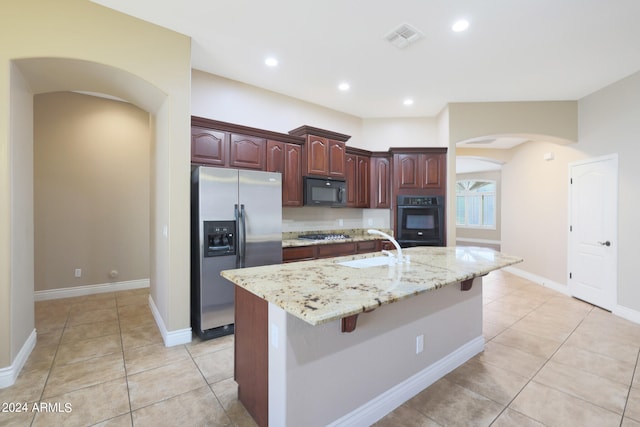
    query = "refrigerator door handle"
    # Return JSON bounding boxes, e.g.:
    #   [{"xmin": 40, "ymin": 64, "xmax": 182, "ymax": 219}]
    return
[
  {"xmin": 239, "ymin": 204, "xmax": 247, "ymax": 268},
  {"xmin": 234, "ymin": 204, "xmax": 241, "ymax": 268}
]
